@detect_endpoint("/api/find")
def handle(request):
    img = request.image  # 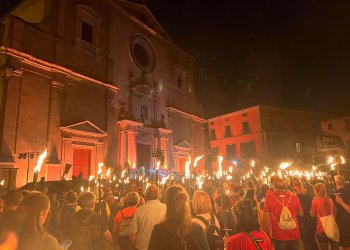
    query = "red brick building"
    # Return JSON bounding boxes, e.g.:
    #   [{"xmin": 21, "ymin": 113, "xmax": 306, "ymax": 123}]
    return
[
  {"xmin": 0, "ymin": 0, "xmax": 205, "ymax": 187},
  {"xmin": 317, "ymin": 116, "xmax": 350, "ymax": 162},
  {"xmin": 322, "ymin": 116, "xmax": 350, "ymax": 147},
  {"xmin": 208, "ymin": 105, "xmax": 328, "ymax": 170}
]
